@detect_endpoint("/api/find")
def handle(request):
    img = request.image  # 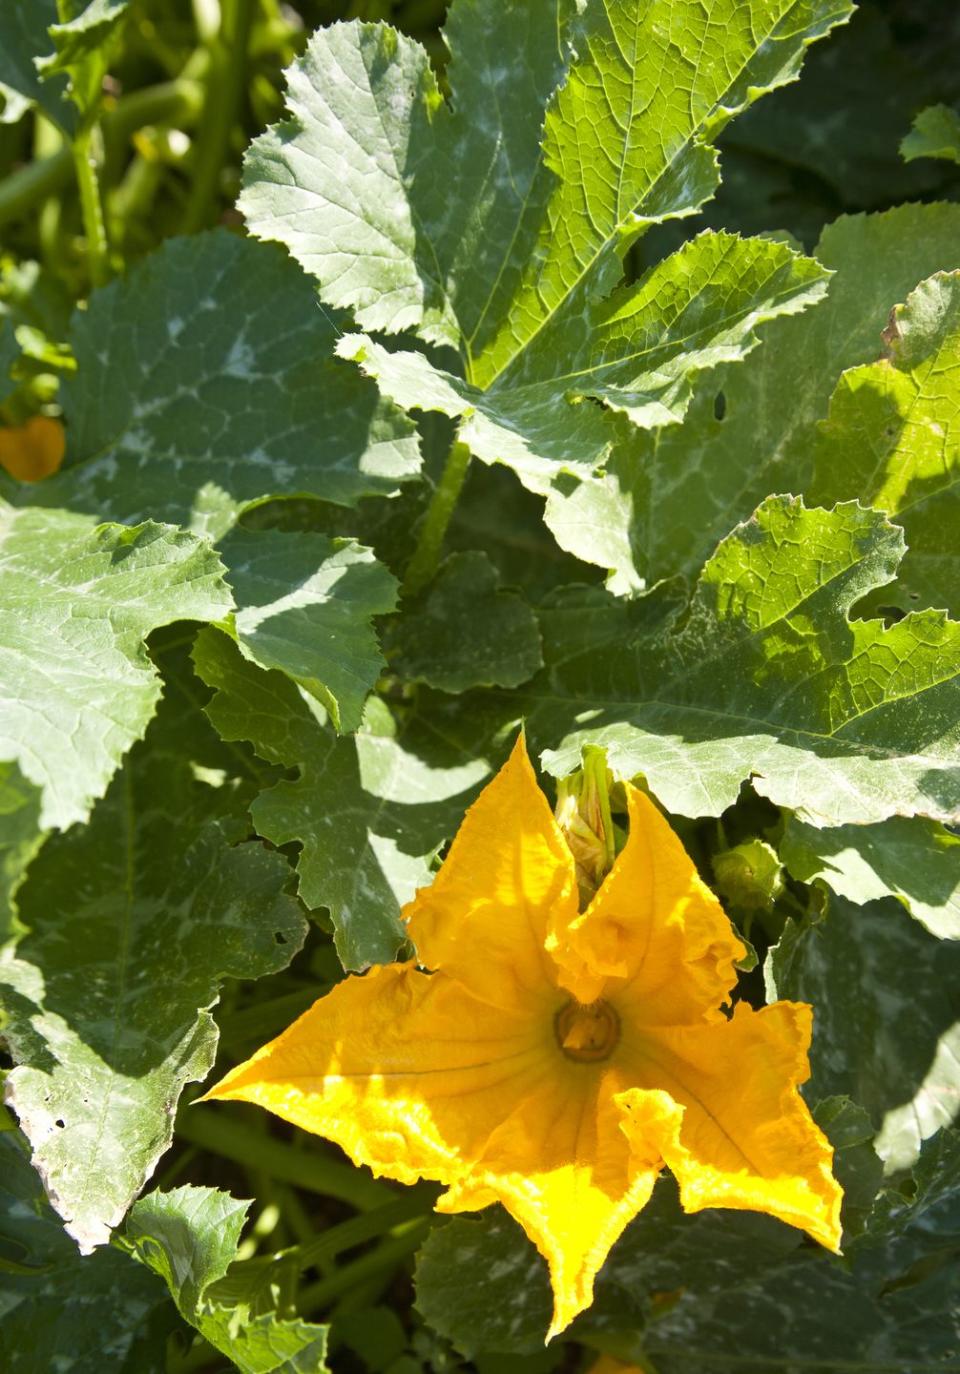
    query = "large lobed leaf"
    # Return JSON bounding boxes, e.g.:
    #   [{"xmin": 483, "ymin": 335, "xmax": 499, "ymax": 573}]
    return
[
  {"xmin": 557, "ymin": 201, "xmax": 960, "ymax": 588},
  {"xmin": 533, "ymin": 498, "xmax": 960, "ymax": 826},
  {"xmin": 243, "ymin": 0, "xmax": 847, "ymax": 520},
  {"xmin": 0, "ymin": 715, "xmax": 307, "ymax": 1253},
  {"xmin": 0, "ymin": 232, "xmax": 420, "ymax": 537},
  {"xmin": 0, "ymin": 507, "xmax": 231, "ymax": 831}
]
